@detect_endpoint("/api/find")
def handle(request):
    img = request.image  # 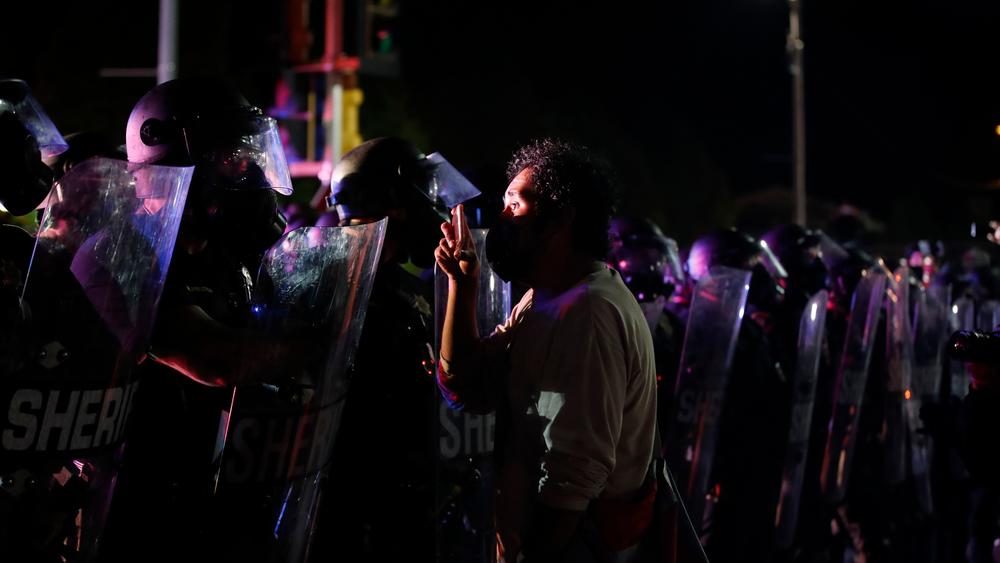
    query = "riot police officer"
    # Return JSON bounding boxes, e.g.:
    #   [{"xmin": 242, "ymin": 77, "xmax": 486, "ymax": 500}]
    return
[
  {"xmin": 101, "ymin": 77, "xmax": 293, "ymax": 562},
  {"xmin": 0, "ymin": 111, "xmax": 49, "ymax": 372},
  {"xmin": 608, "ymin": 216, "xmax": 686, "ymax": 438},
  {"xmin": 0, "ymin": 79, "xmax": 64, "ymax": 311},
  {"xmin": 762, "ymin": 224, "xmax": 853, "ymax": 559},
  {"xmin": 686, "ymin": 228, "xmax": 791, "ymax": 563},
  {"xmin": 310, "ymin": 137, "xmax": 445, "ymax": 562},
  {"xmin": 761, "ymin": 224, "xmax": 828, "ymax": 308}
]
